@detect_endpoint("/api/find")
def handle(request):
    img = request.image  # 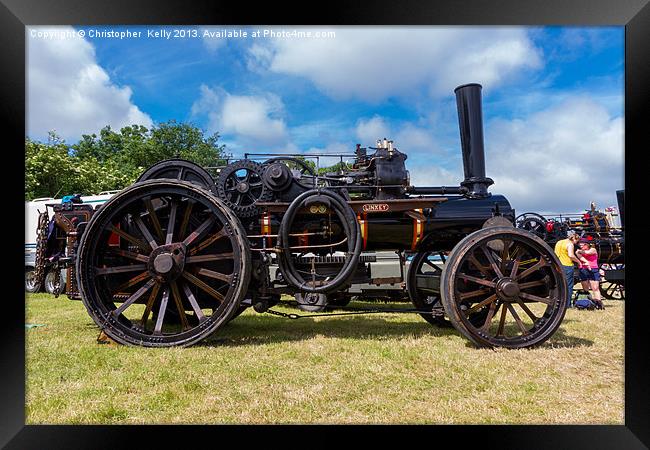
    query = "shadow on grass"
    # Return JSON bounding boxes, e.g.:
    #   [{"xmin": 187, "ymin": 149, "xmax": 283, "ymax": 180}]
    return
[
  {"xmin": 73, "ymin": 303, "xmax": 595, "ymax": 349},
  {"xmin": 196, "ymin": 312, "xmax": 593, "ymax": 349},
  {"xmin": 198, "ymin": 313, "xmax": 459, "ymax": 347},
  {"xmin": 542, "ymin": 326, "xmax": 594, "ymax": 348}
]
